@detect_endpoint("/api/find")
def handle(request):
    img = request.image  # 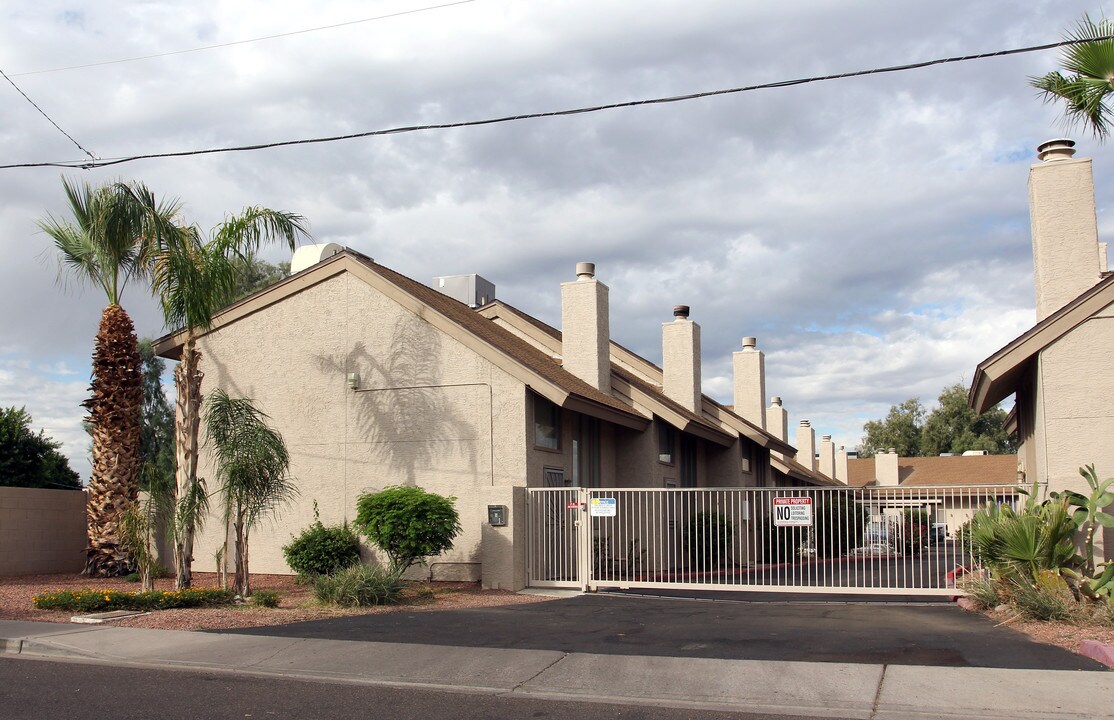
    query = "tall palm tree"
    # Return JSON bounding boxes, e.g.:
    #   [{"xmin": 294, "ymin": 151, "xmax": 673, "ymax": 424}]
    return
[
  {"xmin": 39, "ymin": 178, "xmax": 181, "ymax": 576},
  {"xmin": 144, "ymin": 206, "xmax": 309, "ymax": 589},
  {"xmin": 1031, "ymin": 14, "xmax": 1114, "ymax": 140},
  {"xmin": 204, "ymin": 389, "xmax": 297, "ymax": 597}
]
